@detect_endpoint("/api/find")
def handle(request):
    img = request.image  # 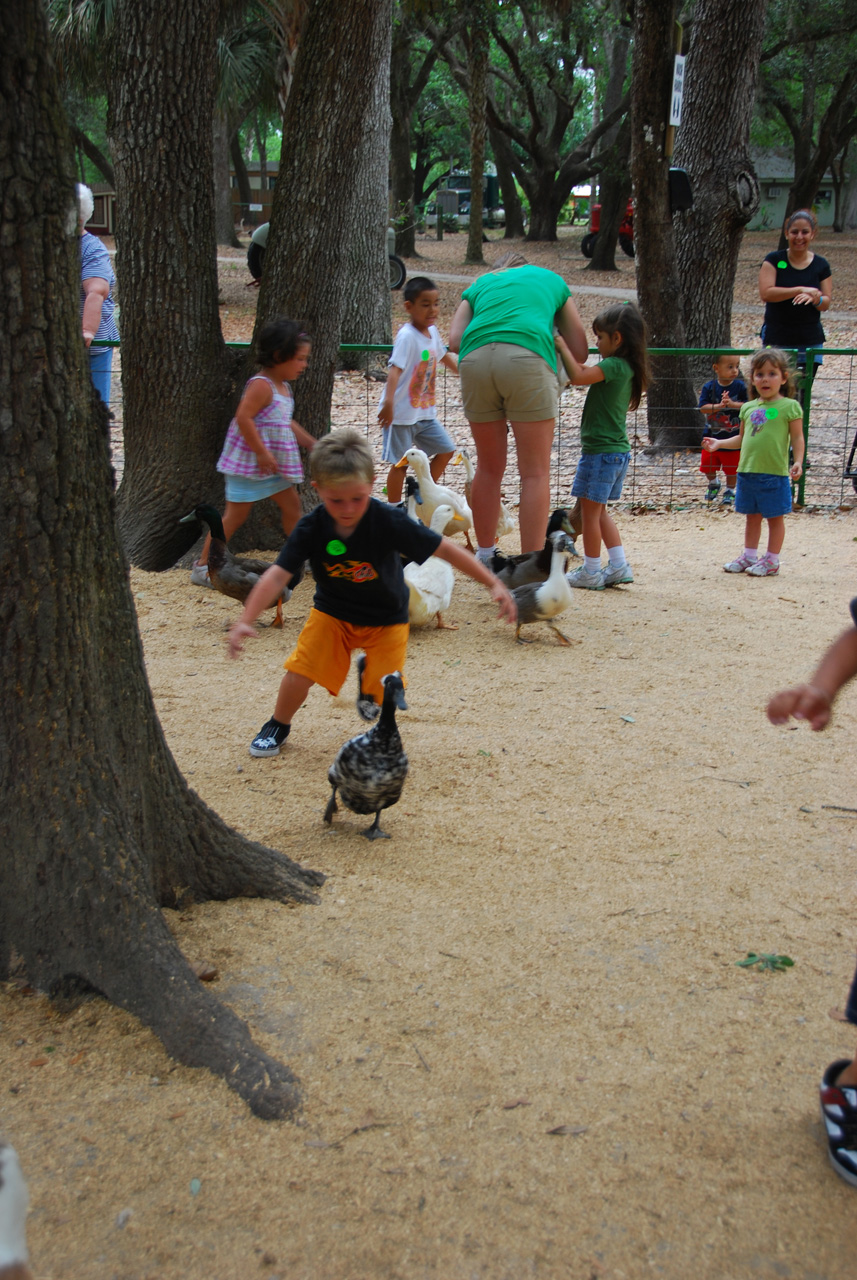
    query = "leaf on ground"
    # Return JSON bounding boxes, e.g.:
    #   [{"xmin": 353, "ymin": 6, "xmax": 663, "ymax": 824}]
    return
[
  {"xmin": 829, "ymin": 1007, "xmax": 851, "ymax": 1023},
  {"xmin": 502, "ymin": 1098, "xmax": 531, "ymax": 1110},
  {"xmin": 192, "ymin": 962, "xmax": 219, "ymax": 982},
  {"xmin": 546, "ymin": 1124, "xmax": 588, "ymax": 1136},
  {"xmin": 736, "ymin": 952, "xmax": 794, "ymax": 971}
]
